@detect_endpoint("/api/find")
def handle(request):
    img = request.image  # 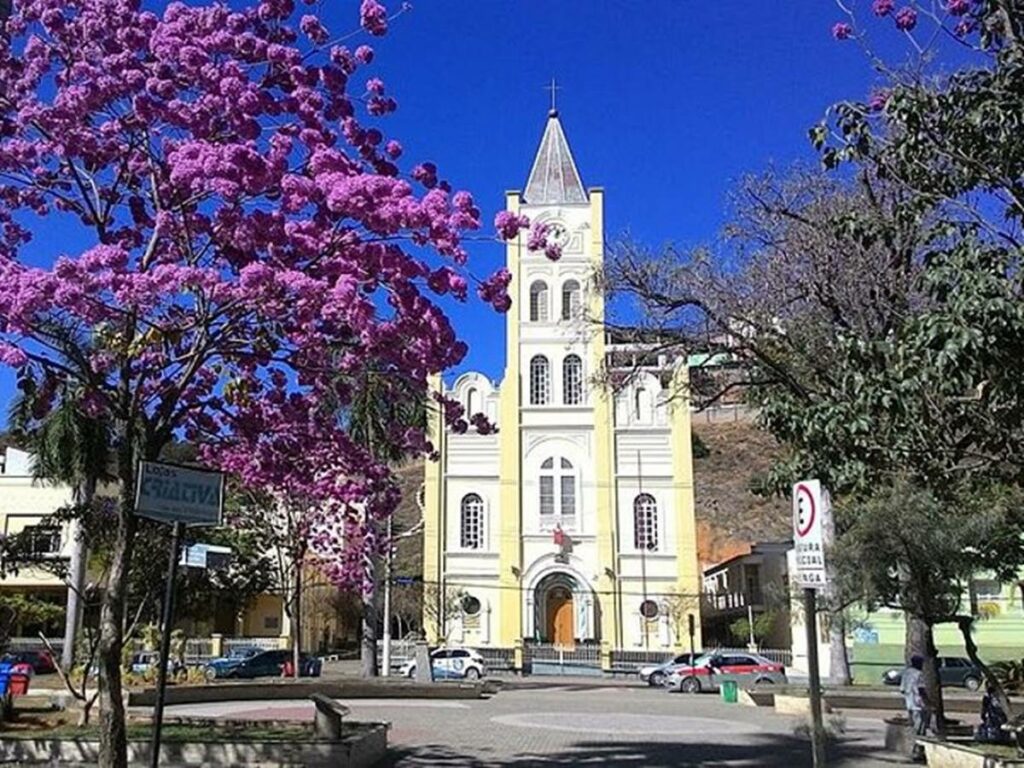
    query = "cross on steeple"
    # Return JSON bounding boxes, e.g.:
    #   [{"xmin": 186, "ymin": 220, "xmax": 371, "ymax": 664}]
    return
[{"xmin": 544, "ymin": 77, "xmax": 561, "ymax": 116}]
